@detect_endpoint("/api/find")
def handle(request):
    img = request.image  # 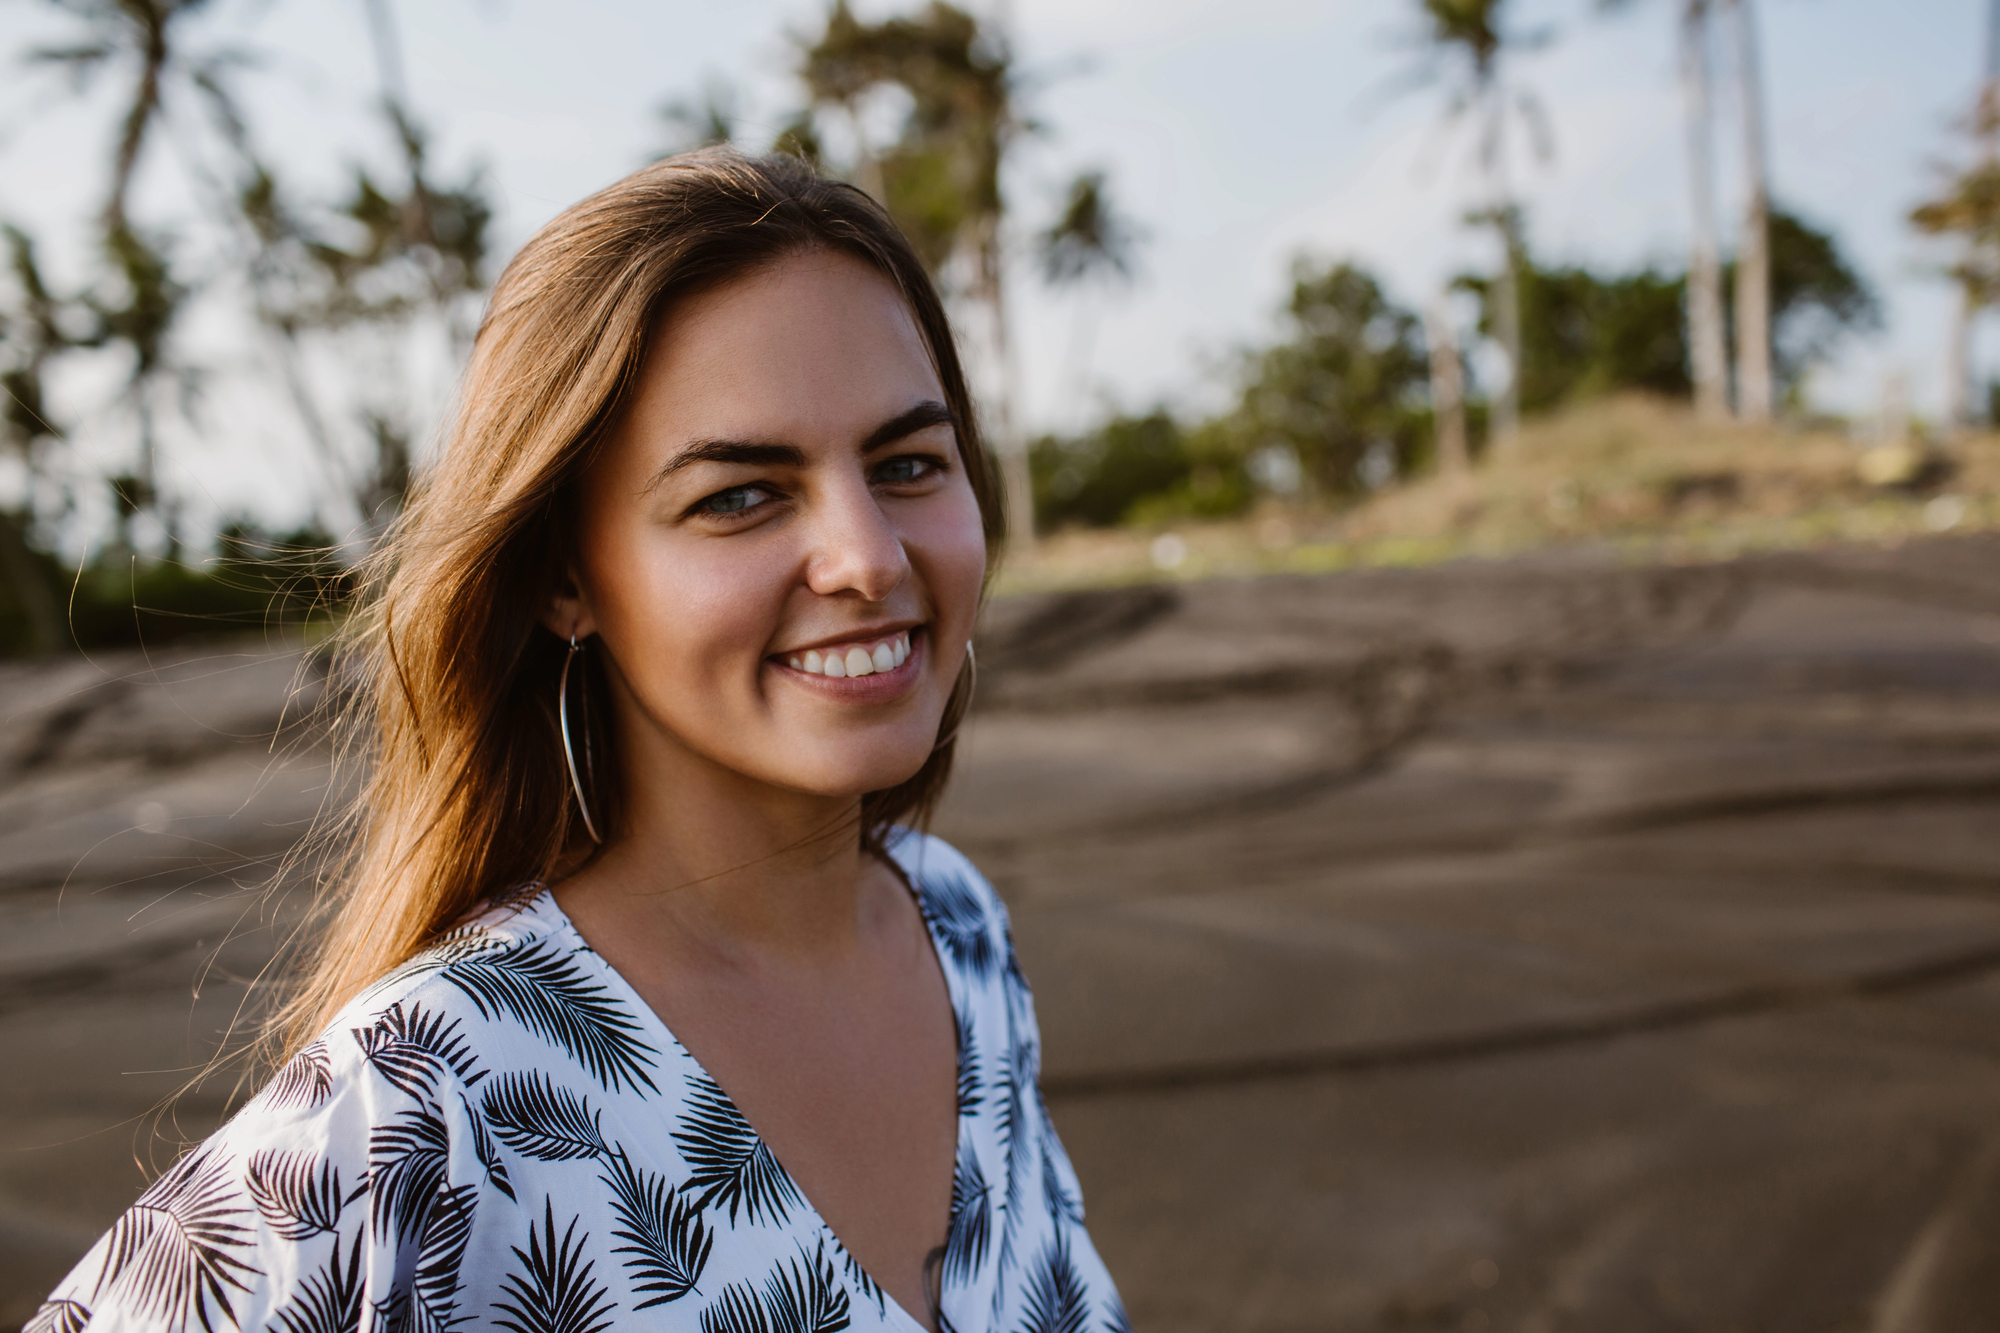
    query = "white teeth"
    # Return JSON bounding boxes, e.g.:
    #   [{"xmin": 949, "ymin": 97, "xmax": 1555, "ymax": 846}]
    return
[{"xmin": 791, "ymin": 632, "xmax": 915, "ymax": 677}]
